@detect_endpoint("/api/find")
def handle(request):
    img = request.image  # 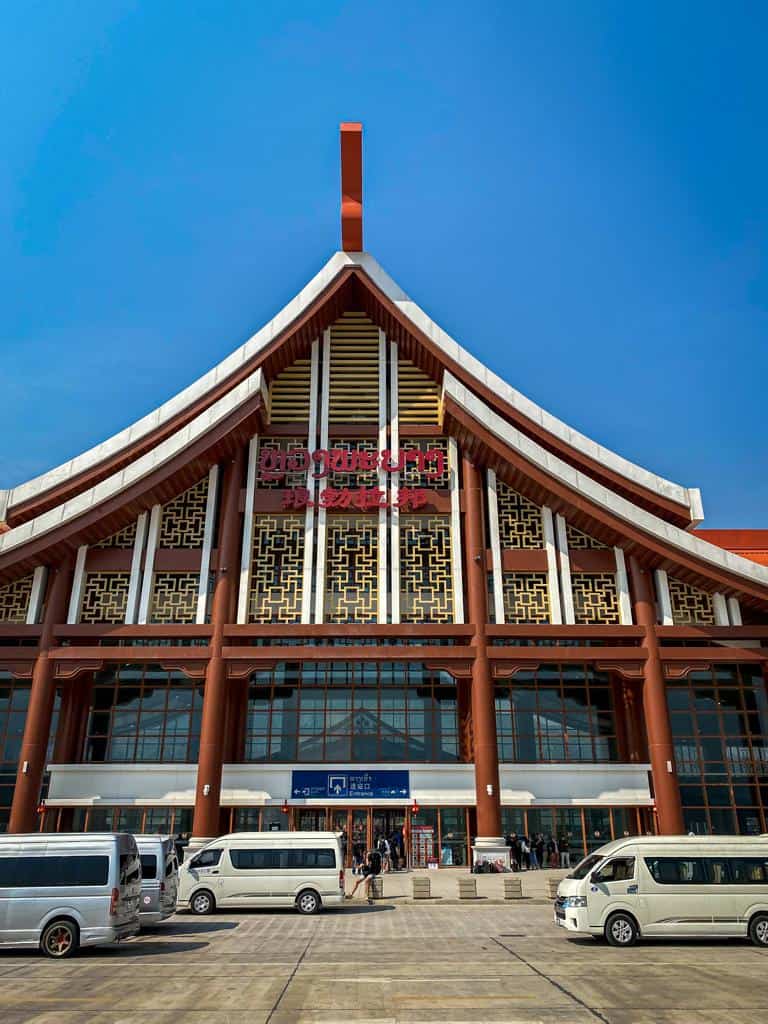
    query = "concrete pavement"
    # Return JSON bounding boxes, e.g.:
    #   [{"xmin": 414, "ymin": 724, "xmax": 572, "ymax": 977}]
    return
[{"xmin": 0, "ymin": 899, "xmax": 766, "ymax": 1022}]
